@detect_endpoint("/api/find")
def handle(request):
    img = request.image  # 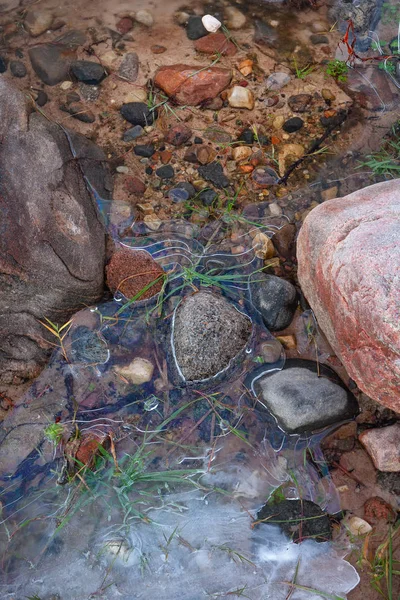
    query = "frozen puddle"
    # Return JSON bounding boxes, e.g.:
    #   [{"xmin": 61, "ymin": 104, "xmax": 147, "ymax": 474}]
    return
[{"xmin": 0, "ymin": 209, "xmax": 359, "ymax": 599}]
